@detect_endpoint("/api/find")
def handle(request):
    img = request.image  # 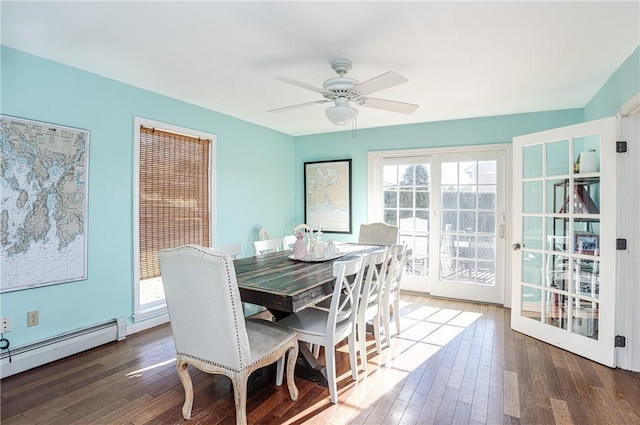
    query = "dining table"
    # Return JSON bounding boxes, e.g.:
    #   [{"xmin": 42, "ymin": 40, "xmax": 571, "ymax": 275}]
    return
[{"xmin": 233, "ymin": 242, "xmax": 382, "ymax": 387}]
